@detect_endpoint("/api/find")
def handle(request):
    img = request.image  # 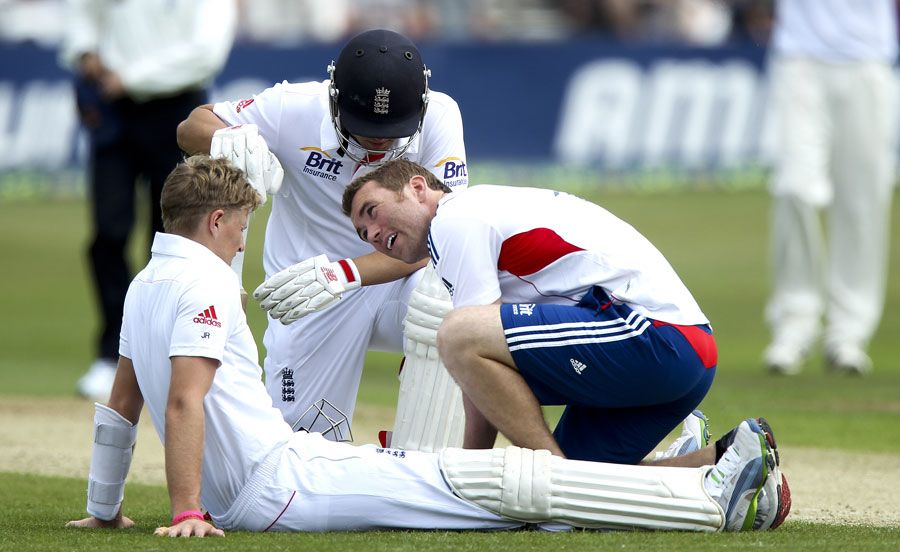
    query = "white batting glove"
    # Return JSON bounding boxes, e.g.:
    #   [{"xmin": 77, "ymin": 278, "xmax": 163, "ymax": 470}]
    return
[
  {"xmin": 210, "ymin": 124, "xmax": 284, "ymax": 203},
  {"xmin": 253, "ymin": 255, "xmax": 362, "ymax": 324}
]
